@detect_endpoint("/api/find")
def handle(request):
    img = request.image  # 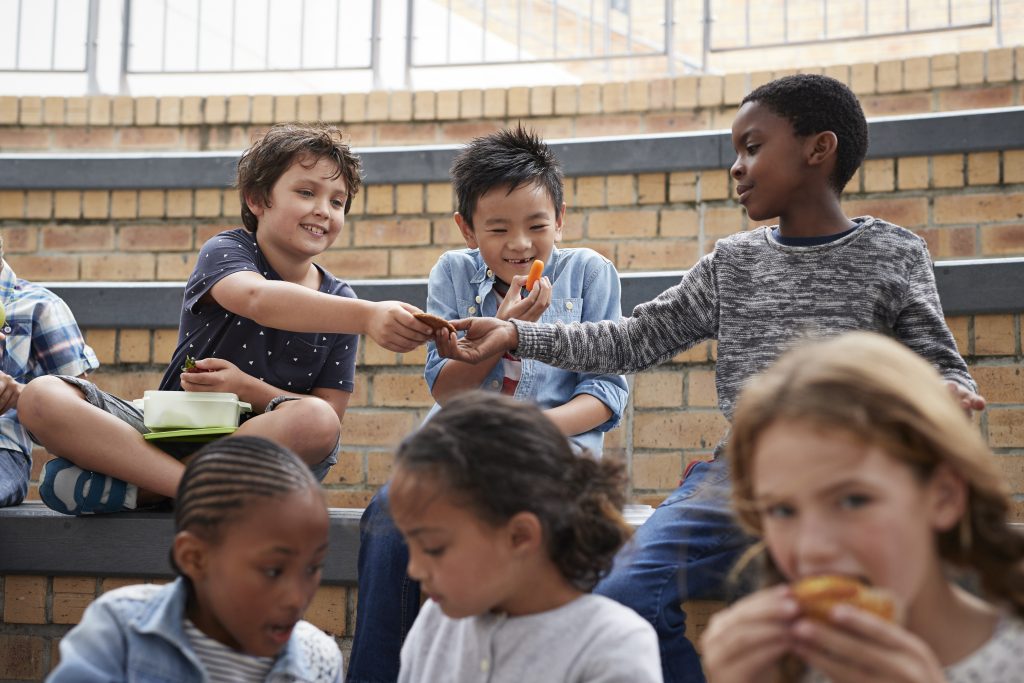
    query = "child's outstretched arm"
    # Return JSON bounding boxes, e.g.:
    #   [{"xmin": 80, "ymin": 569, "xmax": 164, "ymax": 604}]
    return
[
  {"xmin": 893, "ymin": 247, "xmax": 985, "ymax": 415},
  {"xmin": 211, "ymin": 271, "xmax": 432, "ymax": 353},
  {"xmin": 439, "ymin": 254, "xmax": 720, "ymax": 375}
]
